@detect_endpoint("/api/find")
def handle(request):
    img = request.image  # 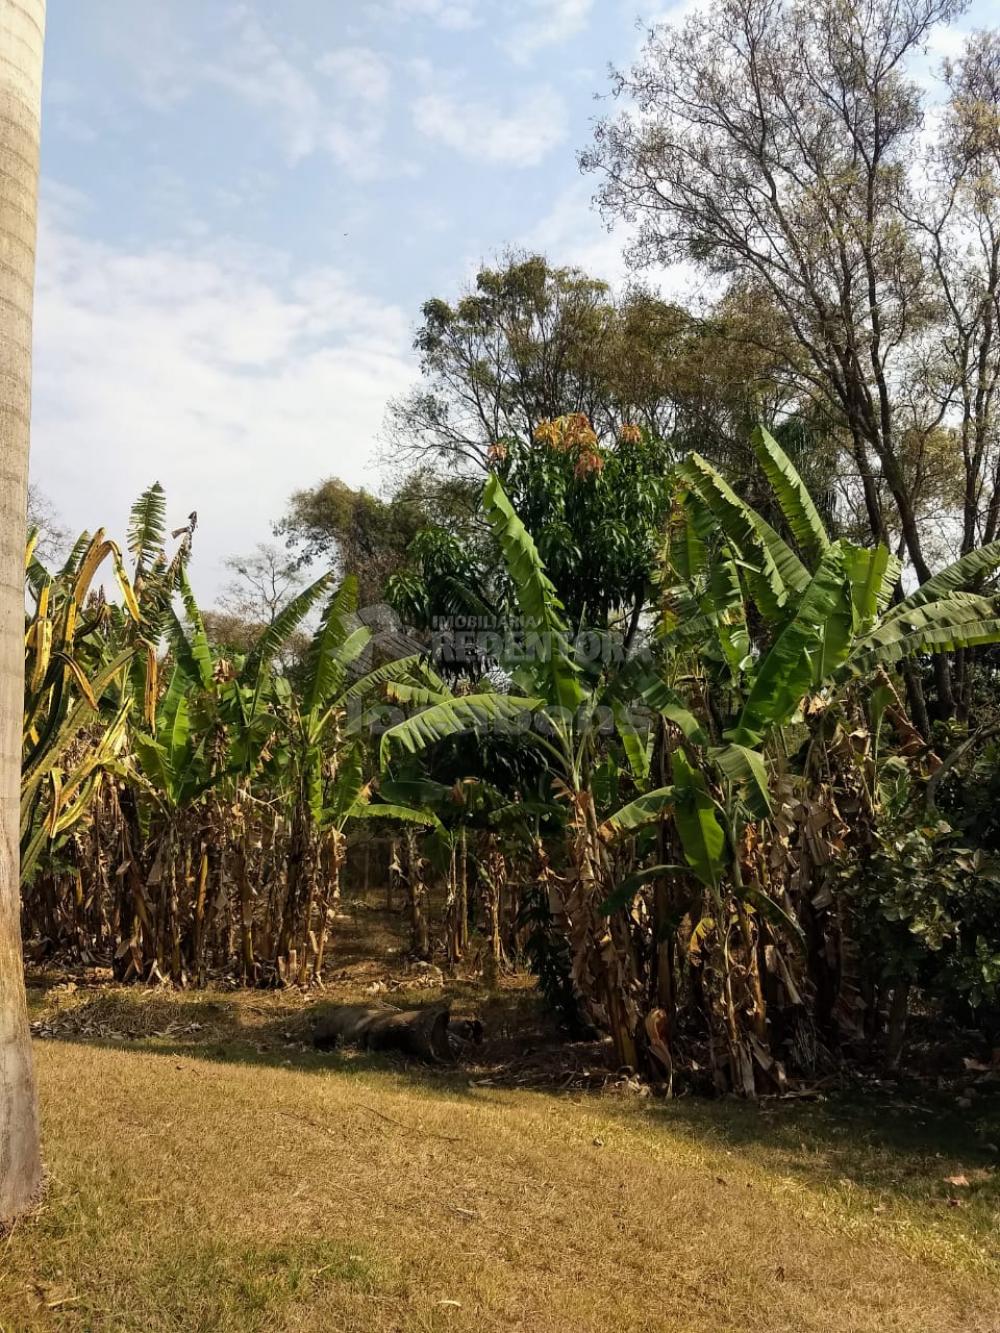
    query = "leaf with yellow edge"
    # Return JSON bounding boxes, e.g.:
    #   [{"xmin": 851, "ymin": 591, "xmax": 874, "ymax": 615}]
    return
[
  {"xmin": 52, "ymin": 652, "xmax": 99, "ymax": 710},
  {"xmin": 112, "ymin": 547, "xmax": 142, "ymax": 622},
  {"xmin": 142, "ymin": 640, "xmax": 159, "ymax": 728},
  {"xmin": 45, "ymin": 769, "xmax": 64, "ymax": 836},
  {"xmin": 71, "ymin": 530, "xmax": 110, "ymax": 606}
]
